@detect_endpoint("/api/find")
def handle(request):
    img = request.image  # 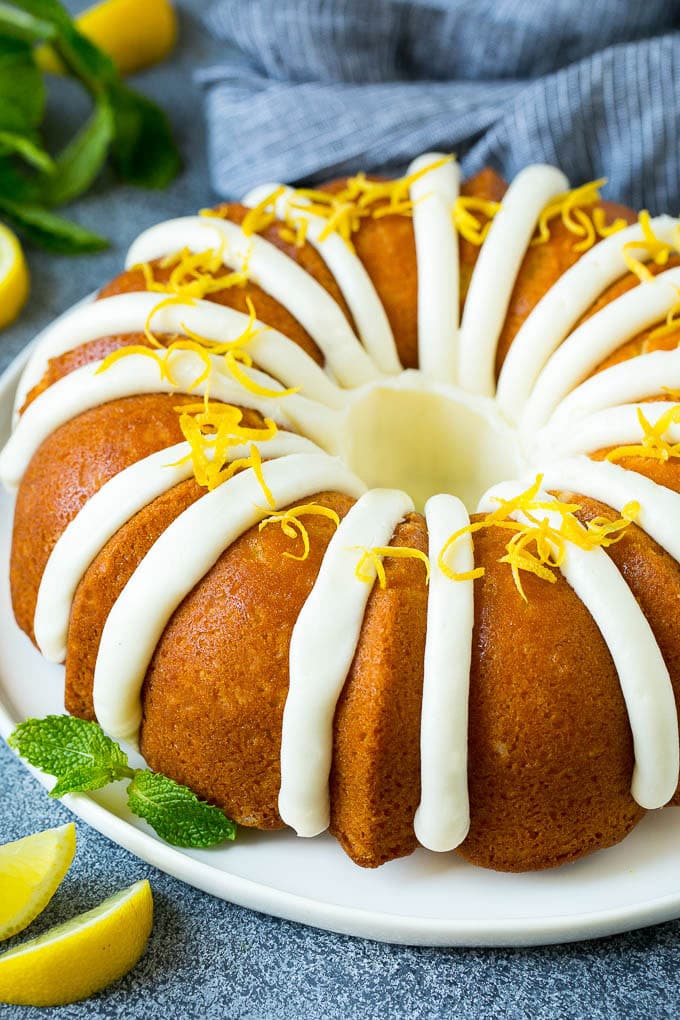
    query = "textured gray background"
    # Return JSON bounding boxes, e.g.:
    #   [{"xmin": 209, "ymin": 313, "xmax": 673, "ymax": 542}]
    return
[{"xmin": 0, "ymin": 2, "xmax": 679, "ymax": 1017}]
